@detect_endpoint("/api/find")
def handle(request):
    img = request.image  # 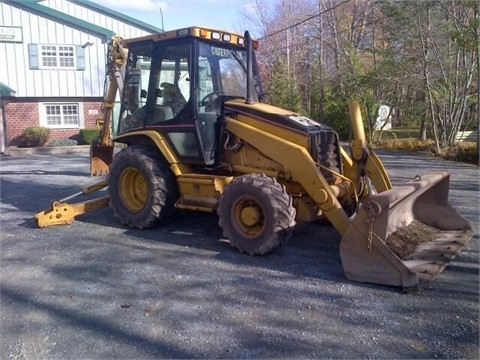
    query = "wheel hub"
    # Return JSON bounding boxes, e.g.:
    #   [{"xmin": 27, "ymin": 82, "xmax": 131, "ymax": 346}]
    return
[
  {"xmin": 233, "ymin": 197, "xmax": 265, "ymax": 237},
  {"xmin": 119, "ymin": 167, "xmax": 148, "ymax": 212},
  {"xmin": 241, "ymin": 206, "xmax": 261, "ymax": 227}
]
